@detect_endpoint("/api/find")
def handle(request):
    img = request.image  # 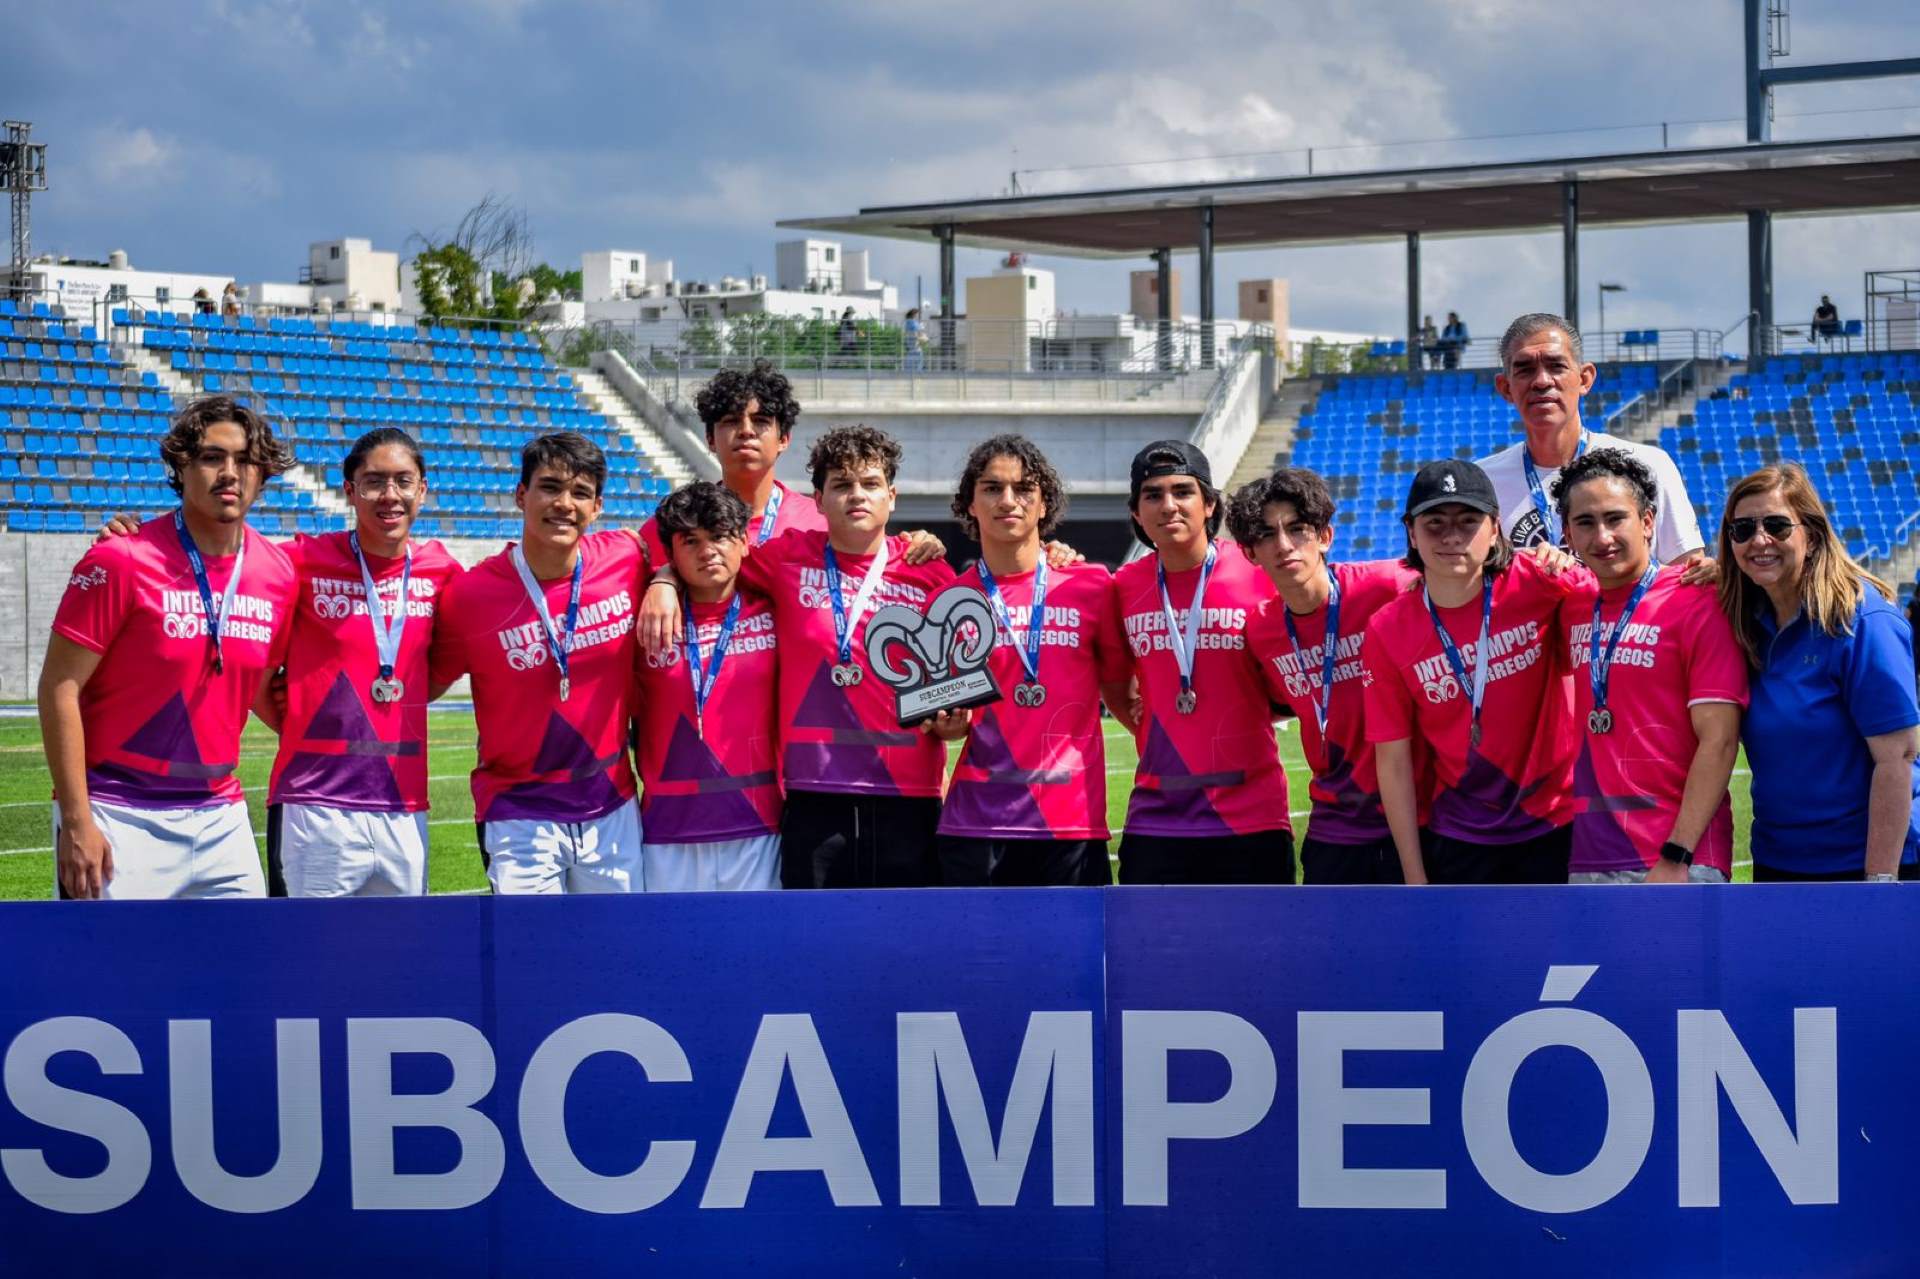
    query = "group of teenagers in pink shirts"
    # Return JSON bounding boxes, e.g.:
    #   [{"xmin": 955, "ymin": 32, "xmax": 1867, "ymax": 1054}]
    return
[{"xmin": 37, "ymin": 314, "xmax": 1918, "ymax": 899}]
